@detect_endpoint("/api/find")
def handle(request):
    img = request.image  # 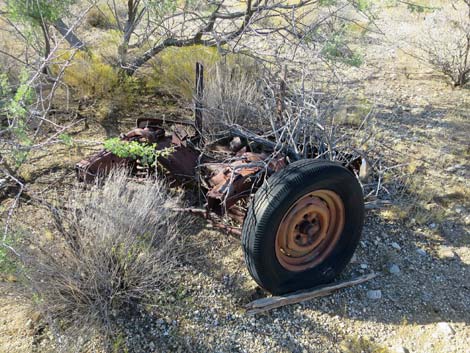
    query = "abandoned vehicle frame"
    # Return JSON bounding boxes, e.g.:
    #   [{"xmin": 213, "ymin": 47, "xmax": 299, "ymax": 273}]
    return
[{"xmin": 76, "ymin": 63, "xmax": 365, "ymax": 295}]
